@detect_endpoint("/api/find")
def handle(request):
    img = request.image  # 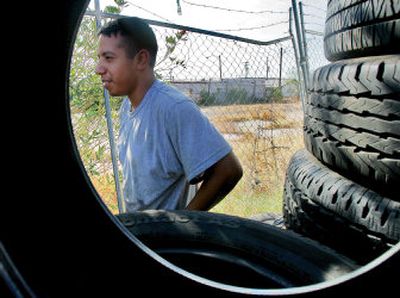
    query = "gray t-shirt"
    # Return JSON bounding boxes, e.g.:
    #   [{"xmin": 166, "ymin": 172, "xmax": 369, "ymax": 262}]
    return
[{"xmin": 118, "ymin": 80, "xmax": 232, "ymax": 212}]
